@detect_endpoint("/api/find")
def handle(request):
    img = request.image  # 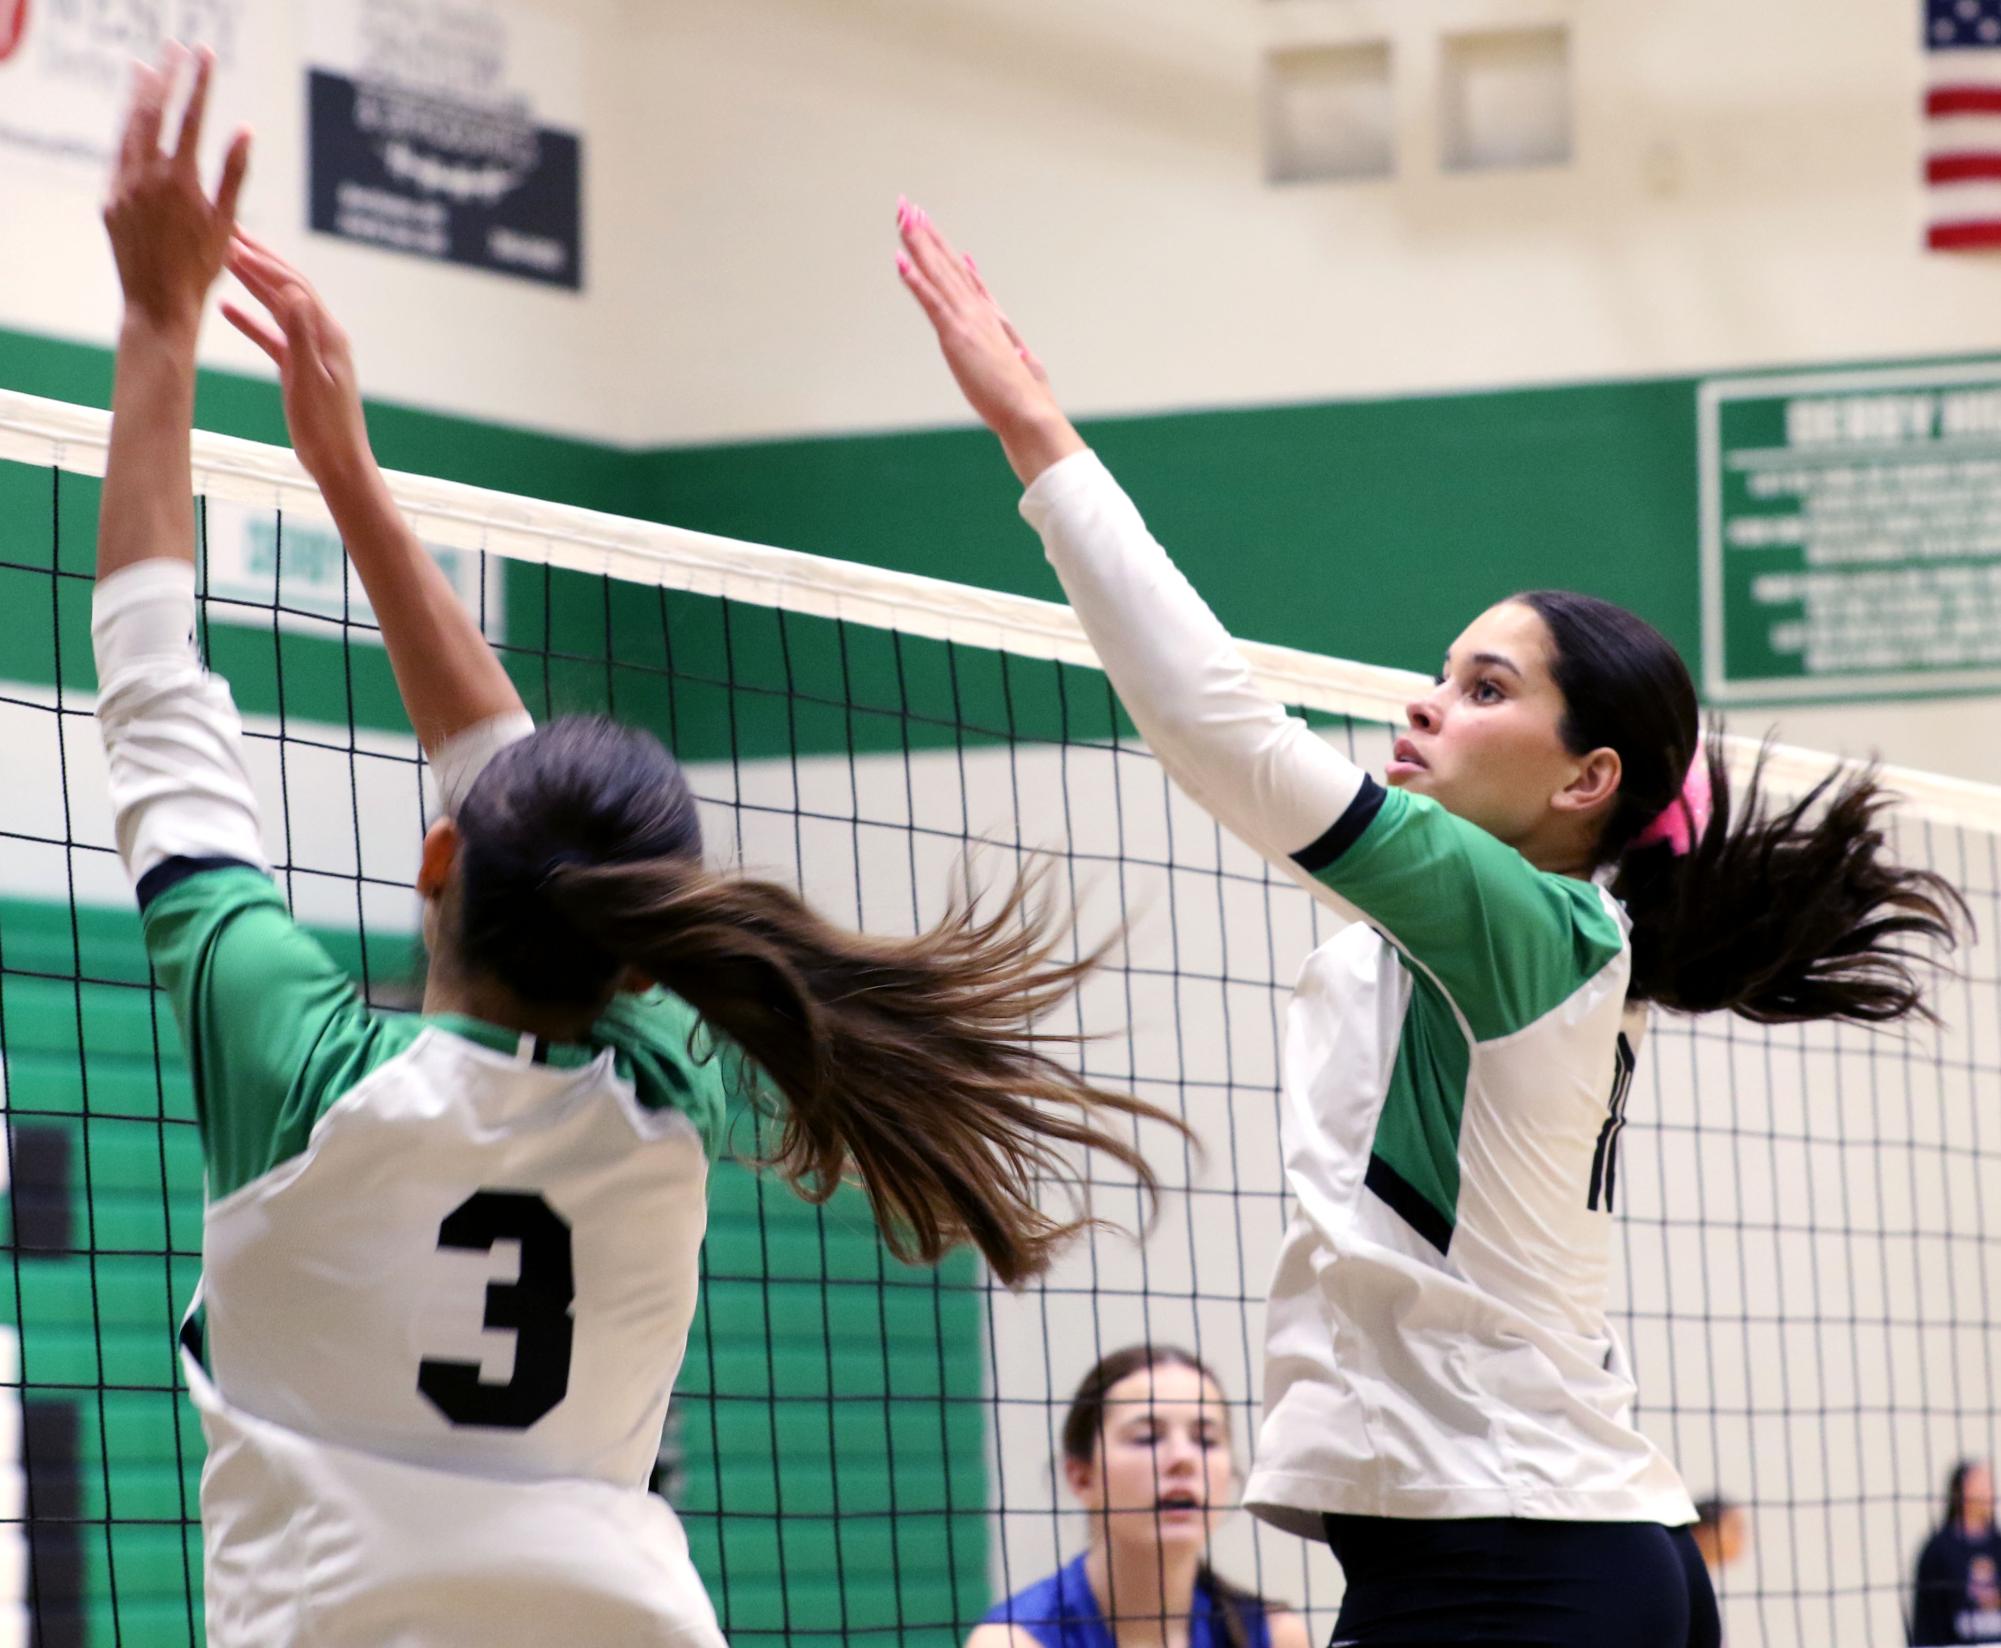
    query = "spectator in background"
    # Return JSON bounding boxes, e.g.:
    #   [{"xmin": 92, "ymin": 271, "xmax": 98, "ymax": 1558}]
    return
[
  {"xmin": 1912, "ymin": 1460, "xmax": 2001, "ymax": 1645},
  {"xmin": 1690, "ymin": 1496, "xmax": 1750, "ymax": 1577},
  {"xmin": 971, "ymin": 1346, "xmax": 1311, "ymax": 1648}
]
